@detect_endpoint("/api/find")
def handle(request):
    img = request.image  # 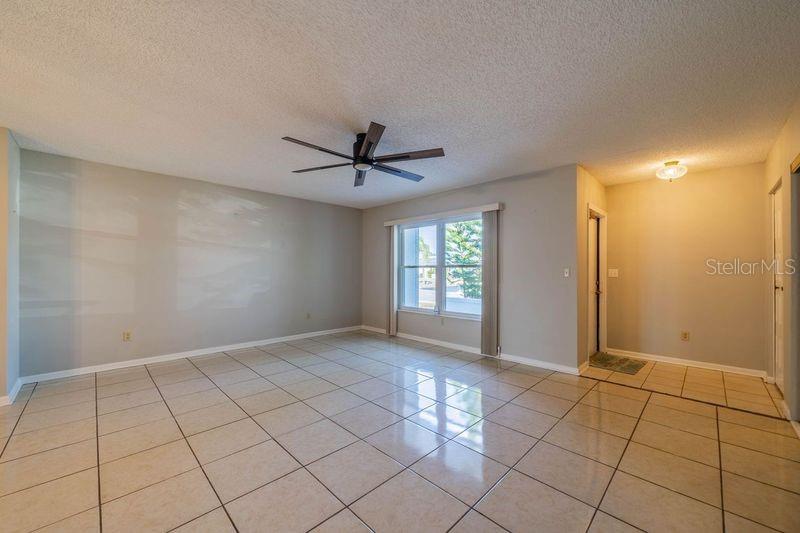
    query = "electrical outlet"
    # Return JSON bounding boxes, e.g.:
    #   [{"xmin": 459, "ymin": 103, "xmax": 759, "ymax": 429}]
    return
[
  {"xmin": 122, "ymin": 331, "xmax": 132, "ymax": 342},
  {"xmin": 680, "ymin": 331, "xmax": 690, "ymax": 341},
  {"xmin": 608, "ymin": 268, "xmax": 619, "ymax": 278}
]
